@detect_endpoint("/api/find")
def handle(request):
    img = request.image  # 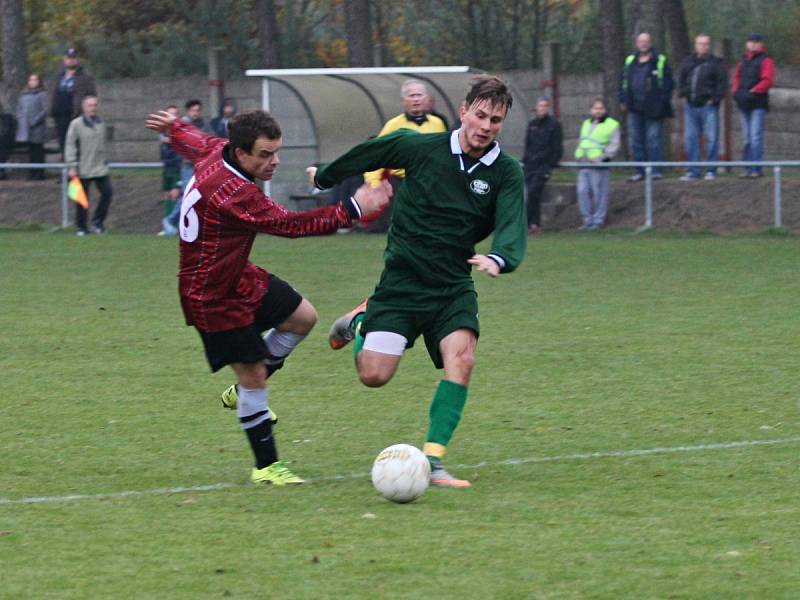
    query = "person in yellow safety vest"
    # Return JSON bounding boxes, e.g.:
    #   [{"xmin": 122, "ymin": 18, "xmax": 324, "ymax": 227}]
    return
[
  {"xmin": 619, "ymin": 32, "xmax": 674, "ymax": 182},
  {"xmin": 575, "ymin": 98, "xmax": 620, "ymax": 230}
]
